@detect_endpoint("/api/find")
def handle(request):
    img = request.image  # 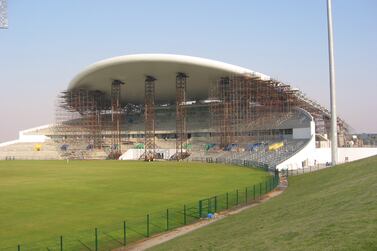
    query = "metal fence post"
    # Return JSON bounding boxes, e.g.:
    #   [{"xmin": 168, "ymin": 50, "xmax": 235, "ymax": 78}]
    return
[
  {"xmin": 183, "ymin": 204, "xmax": 187, "ymax": 225},
  {"xmin": 146, "ymin": 214, "xmax": 150, "ymax": 237},
  {"xmin": 236, "ymin": 189, "xmax": 239, "ymax": 205},
  {"xmin": 245, "ymin": 187, "xmax": 248, "ymax": 204},
  {"xmin": 265, "ymin": 181, "xmax": 268, "ymax": 193},
  {"xmin": 199, "ymin": 200, "xmax": 202, "ymax": 218},
  {"xmin": 270, "ymin": 177, "xmax": 272, "ymax": 191},
  {"xmin": 214, "ymin": 196, "xmax": 217, "ymax": 212},
  {"xmin": 60, "ymin": 235, "xmax": 63, "ymax": 251},
  {"xmin": 253, "ymin": 184, "xmax": 256, "ymax": 201},
  {"xmin": 226, "ymin": 192, "xmax": 229, "ymax": 209},
  {"xmin": 95, "ymin": 228, "xmax": 98, "ymax": 251},
  {"xmin": 166, "ymin": 209, "xmax": 169, "ymax": 231},
  {"xmin": 259, "ymin": 183, "xmax": 262, "ymax": 198},
  {"xmin": 17, "ymin": 245, "xmax": 20, "ymax": 251},
  {"xmin": 123, "ymin": 221, "xmax": 127, "ymax": 246}
]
